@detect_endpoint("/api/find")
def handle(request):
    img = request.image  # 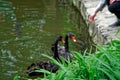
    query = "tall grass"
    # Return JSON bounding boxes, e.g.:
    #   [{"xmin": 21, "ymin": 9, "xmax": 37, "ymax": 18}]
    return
[{"xmin": 14, "ymin": 40, "xmax": 120, "ymax": 80}]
